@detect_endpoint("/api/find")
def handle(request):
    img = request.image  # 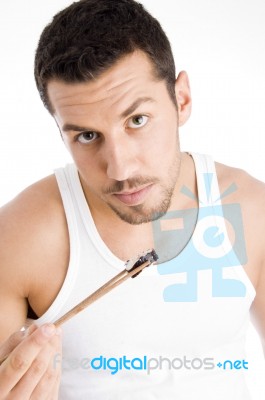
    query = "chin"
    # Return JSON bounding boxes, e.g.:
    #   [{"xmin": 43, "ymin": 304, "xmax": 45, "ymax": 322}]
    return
[{"xmin": 108, "ymin": 198, "xmax": 172, "ymax": 226}]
